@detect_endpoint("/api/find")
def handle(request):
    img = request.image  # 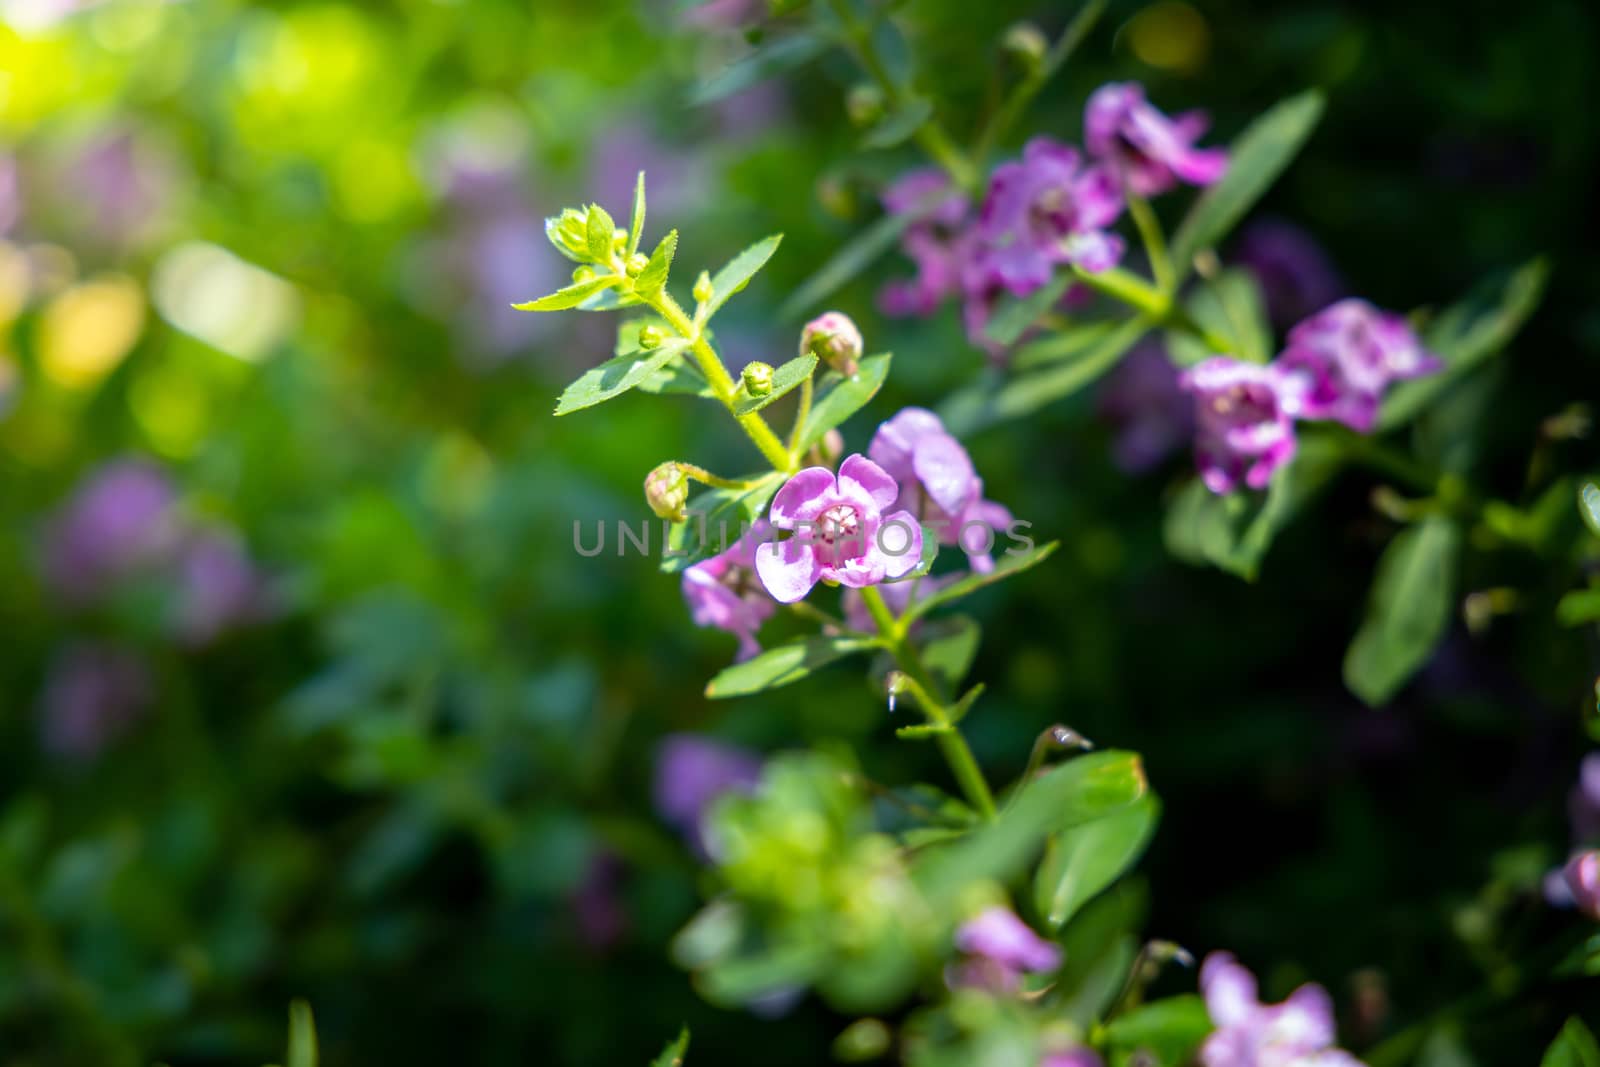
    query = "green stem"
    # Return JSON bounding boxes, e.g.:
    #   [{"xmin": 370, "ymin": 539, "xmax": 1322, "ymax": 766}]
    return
[
  {"xmin": 677, "ymin": 464, "xmax": 764, "ymax": 491},
  {"xmin": 1125, "ymin": 191, "xmax": 1174, "ymax": 296},
  {"xmin": 789, "ymin": 373, "xmax": 813, "ymax": 462},
  {"xmin": 860, "ymin": 586, "xmax": 998, "ymax": 820},
  {"xmin": 1069, "ymin": 266, "xmax": 1234, "ymax": 353},
  {"xmin": 1326, "ymin": 426, "xmax": 1440, "ymax": 495},
  {"xmin": 971, "ymin": 0, "xmax": 1106, "ymax": 164}
]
